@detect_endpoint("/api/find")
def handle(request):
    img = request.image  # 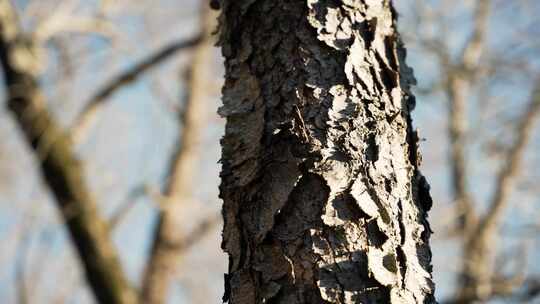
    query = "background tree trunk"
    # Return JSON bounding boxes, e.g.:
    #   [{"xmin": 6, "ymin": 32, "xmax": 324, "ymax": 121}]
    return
[
  {"xmin": 0, "ymin": 1, "xmax": 136, "ymax": 303},
  {"xmin": 218, "ymin": 1, "xmax": 435, "ymax": 303},
  {"xmin": 141, "ymin": 5, "xmax": 218, "ymax": 304}
]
